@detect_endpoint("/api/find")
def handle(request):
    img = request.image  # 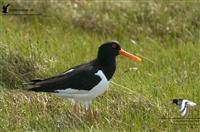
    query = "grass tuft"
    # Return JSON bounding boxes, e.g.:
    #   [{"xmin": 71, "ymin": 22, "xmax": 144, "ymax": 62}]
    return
[{"xmin": 0, "ymin": 43, "xmax": 39, "ymax": 89}]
